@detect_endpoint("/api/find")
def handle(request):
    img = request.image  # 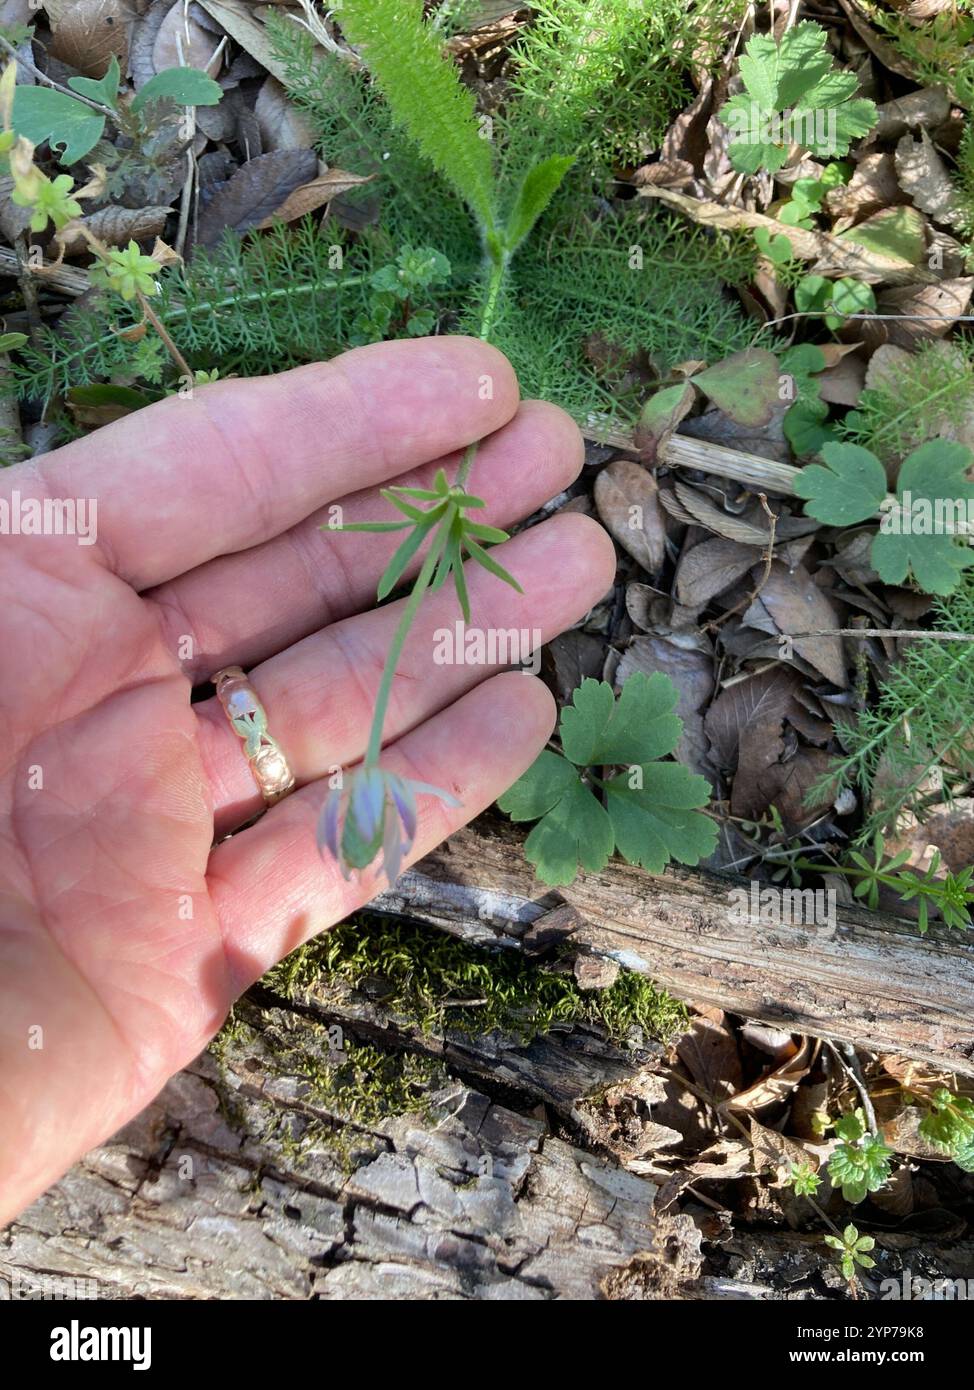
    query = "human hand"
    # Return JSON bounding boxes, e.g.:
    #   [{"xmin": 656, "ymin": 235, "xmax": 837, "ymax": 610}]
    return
[{"xmin": 0, "ymin": 337, "xmax": 614, "ymax": 1223}]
